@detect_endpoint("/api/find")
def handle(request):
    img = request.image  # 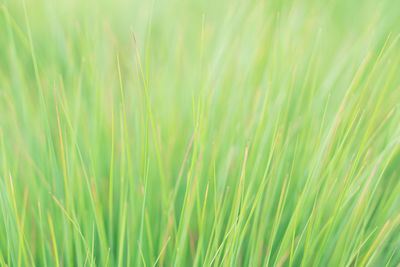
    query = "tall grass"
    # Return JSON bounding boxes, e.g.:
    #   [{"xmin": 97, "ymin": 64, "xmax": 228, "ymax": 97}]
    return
[{"xmin": 0, "ymin": 0, "xmax": 400, "ymax": 266}]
